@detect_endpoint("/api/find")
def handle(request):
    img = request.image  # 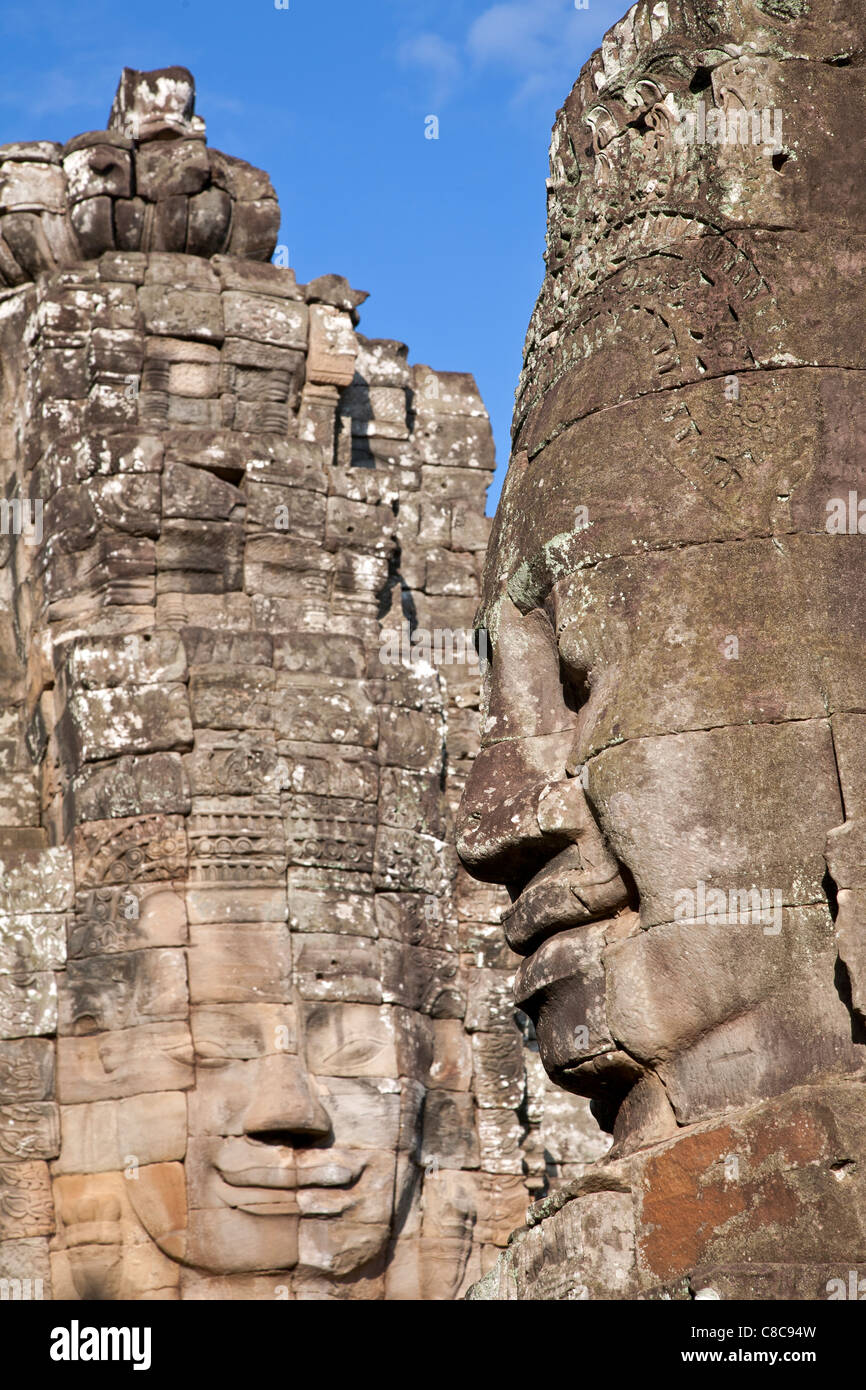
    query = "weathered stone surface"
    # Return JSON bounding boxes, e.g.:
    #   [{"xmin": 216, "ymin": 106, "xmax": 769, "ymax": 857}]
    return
[
  {"xmin": 0, "ymin": 62, "xmax": 555, "ymax": 1304},
  {"xmin": 187, "ymin": 924, "xmax": 290, "ymax": 1005},
  {"xmin": 307, "ymin": 304, "xmax": 357, "ymax": 387},
  {"xmin": 69, "ymin": 885, "xmax": 187, "ymax": 957},
  {"xmin": 222, "ymin": 291, "xmax": 307, "ymax": 350},
  {"xmin": 0, "ymin": 1039, "xmax": 54, "ymax": 1103},
  {"xmin": 0, "ymin": 915, "xmax": 66, "ymax": 974},
  {"xmin": 0, "ymin": 974, "xmax": 57, "ymax": 1039},
  {"xmin": 479, "ymin": 1082, "xmax": 866, "ymax": 1301},
  {"xmin": 52, "ymin": 1166, "xmax": 182, "ymax": 1298},
  {"xmin": 53, "ymin": 1091, "xmax": 187, "ymax": 1174},
  {"xmin": 0, "ymin": 1102, "xmax": 59, "ymax": 1161},
  {"xmin": 72, "ymin": 815, "xmax": 188, "ymax": 888},
  {"xmin": 67, "ymin": 753, "xmax": 190, "ymax": 827},
  {"xmin": 0, "ymin": 848, "xmax": 73, "ymax": 914},
  {"xmin": 65, "ymin": 684, "xmax": 193, "ymax": 761},
  {"xmin": 293, "ymin": 934, "xmax": 381, "ymax": 1004},
  {"xmin": 190, "ymin": 1003, "xmax": 296, "ymax": 1061},
  {"xmin": 459, "ymin": 0, "xmax": 866, "ymax": 1302},
  {"xmin": 0, "ymin": 1235, "xmax": 52, "ymax": 1296},
  {"xmin": 57, "ymin": 1022, "xmax": 194, "ymax": 1102},
  {"xmin": 0, "ymin": 1161, "xmax": 54, "ymax": 1239},
  {"xmin": 57, "ymin": 948, "xmax": 188, "ymax": 1033},
  {"xmin": 421, "ymin": 1092, "xmax": 480, "ymax": 1170}
]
